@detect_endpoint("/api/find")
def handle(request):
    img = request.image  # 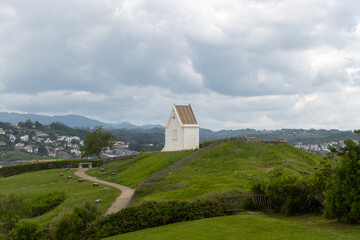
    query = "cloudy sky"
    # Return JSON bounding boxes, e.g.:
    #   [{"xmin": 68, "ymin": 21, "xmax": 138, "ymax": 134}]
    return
[{"xmin": 1, "ymin": 0, "xmax": 360, "ymax": 130}]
